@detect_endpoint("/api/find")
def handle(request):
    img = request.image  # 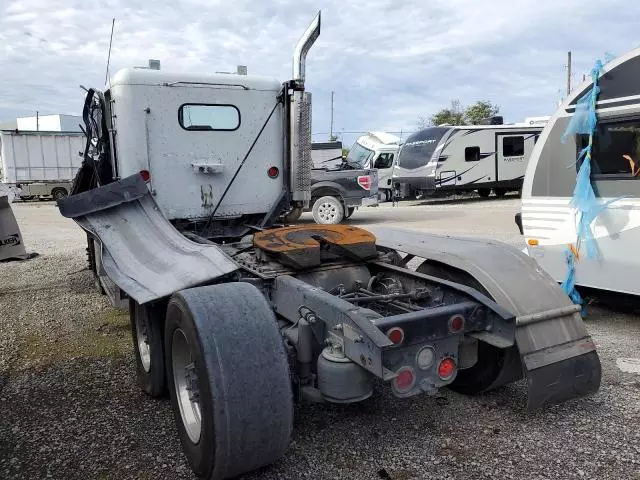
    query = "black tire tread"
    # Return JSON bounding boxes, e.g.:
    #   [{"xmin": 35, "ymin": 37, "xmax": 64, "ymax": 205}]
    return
[
  {"xmin": 130, "ymin": 299, "xmax": 167, "ymax": 397},
  {"xmin": 165, "ymin": 282, "xmax": 292, "ymax": 480}
]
